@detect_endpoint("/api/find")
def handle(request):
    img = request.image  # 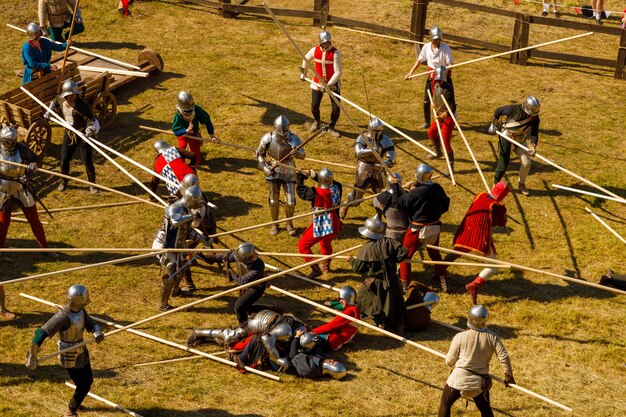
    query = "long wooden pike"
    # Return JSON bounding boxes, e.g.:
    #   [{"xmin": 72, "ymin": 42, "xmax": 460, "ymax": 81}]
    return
[
  {"xmin": 34, "ymin": 245, "xmax": 362, "ymax": 364},
  {"xmin": 36, "ymin": 200, "xmax": 142, "ymax": 214},
  {"xmin": 333, "ymin": 25, "xmax": 426, "ymax": 45},
  {"xmin": 269, "ymin": 284, "xmax": 573, "ymax": 412},
  {"xmin": 56, "ymin": 0, "xmax": 80, "ymax": 94},
  {"xmin": 7, "ymin": 23, "xmax": 141, "ymax": 70},
  {"xmin": 64, "ymin": 383, "xmax": 143, "ymax": 417},
  {"xmin": 408, "ymin": 32, "xmax": 594, "ymax": 79},
  {"xmin": 21, "ymin": 87, "xmax": 168, "ymax": 206},
  {"xmin": 303, "ymin": 76, "xmax": 436, "ymax": 156},
  {"xmin": 262, "ymin": 3, "xmax": 394, "ymax": 177},
  {"xmin": 139, "ymin": 125, "xmax": 356, "ymax": 169},
  {"xmin": 428, "ymin": 244, "xmax": 626, "ymax": 296},
  {"xmin": 585, "ymin": 207, "xmax": 626, "ymax": 245},
  {"xmin": 440, "ymin": 95, "xmax": 490, "ymax": 193},
  {"xmin": 426, "ymin": 88, "xmax": 455, "ymax": 185},
  {"xmin": 552, "ymin": 184, "xmax": 626, "ymax": 204},
  {"xmin": 271, "ymin": 161, "xmax": 368, "ymax": 193},
  {"xmin": 22, "ymin": 293, "xmax": 278, "ymax": 381},
  {"xmin": 496, "ymin": 131, "xmax": 626, "ymax": 203},
  {"xmin": 0, "ymin": 159, "xmax": 163, "ymax": 209}
]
